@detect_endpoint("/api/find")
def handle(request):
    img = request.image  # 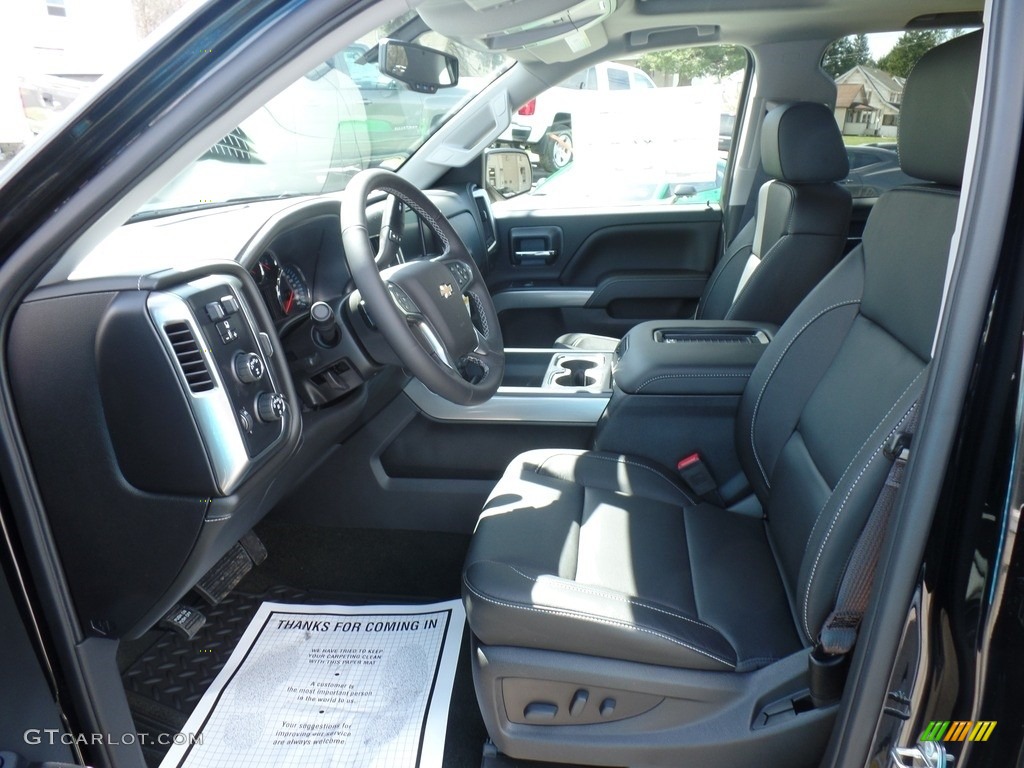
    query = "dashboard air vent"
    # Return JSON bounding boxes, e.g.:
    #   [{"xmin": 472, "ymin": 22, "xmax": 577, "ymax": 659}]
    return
[{"xmin": 164, "ymin": 322, "xmax": 215, "ymax": 393}]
